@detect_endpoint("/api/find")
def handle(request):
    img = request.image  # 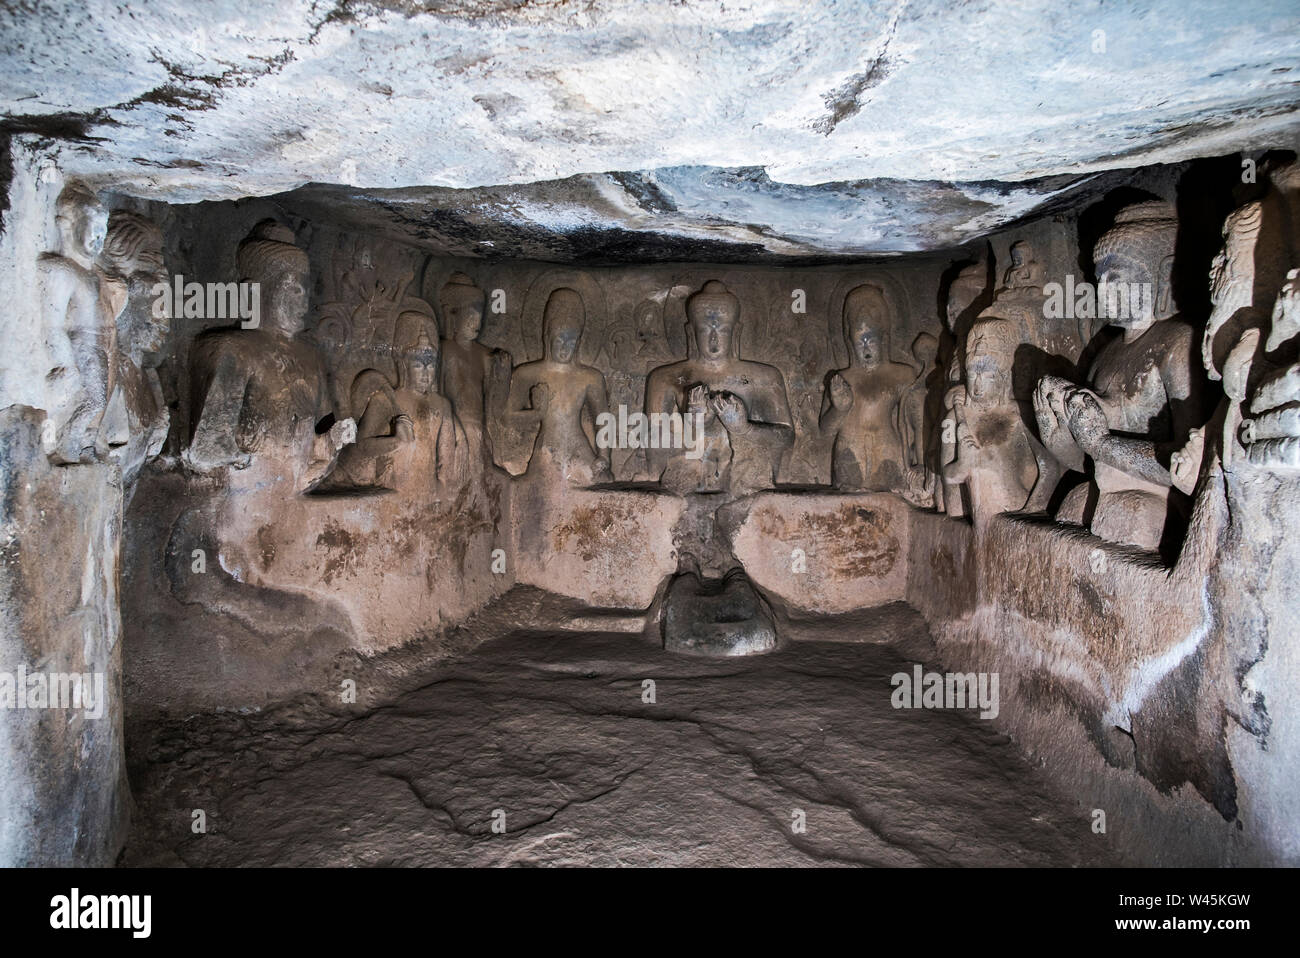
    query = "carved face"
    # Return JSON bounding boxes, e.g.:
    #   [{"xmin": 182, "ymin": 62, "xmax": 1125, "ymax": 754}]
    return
[
  {"xmin": 404, "ymin": 353, "xmax": 438, "ymax": 395},
  {"xmin": 635, "ymin": 302, "xmax": 659, "ymax": 342},
  {"xmin": 1208, "ymin": 247, "xmax": 1228, "ymax": 304},
  {"xmin": 444, "ymin": 300, "xmax": 483, "ymax": 343},
  {"xmin": 691, "ymin": 305, "xmax": 736, "ymax": 362},
  {"xmin": 965, "ymin": 334, "xmax": 1011, "ymax": 404},
  {"xmin": 1095, "ymin": 250, "xmax": 1155, "ymax": 327},
  {"xmin": 846, "ymin": 312, "xmax": 884, "ymax": 368},
  {"xmin": 269, "ymin": 266, "xmax": 310, "ymax": 335},
  {"xmin": 59, "ymin": 203, "xmax": 108, "ymax": 260},
  {"xmin": 914, "ymin": 337, "xmax": 938, "ymax": 369},
  {"xmin": 545, "ymin": 292, "xmax": 584, "ymax": 363}
]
